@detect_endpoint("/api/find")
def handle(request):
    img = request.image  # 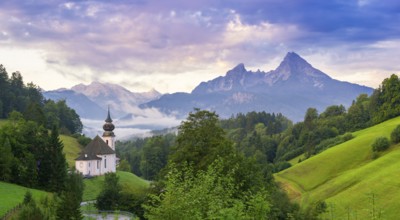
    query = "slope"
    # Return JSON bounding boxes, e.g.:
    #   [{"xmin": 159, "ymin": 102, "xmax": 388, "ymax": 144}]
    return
[
  {"xmin": 275, "ymin": 116, "xmax": 400, "ymax": 219},
  {"xmin": 60, "ymin": 136, "xmax": 151, "ymax": 200},
  {"xmin": 60, "ymin": 134, "xmax": 82, "ymax": 168},
  {"xmin": 83, "ymin": 171, "xmax": 150, "ymax": 201},
  {"xmin": 0, "ymin": 181, "xmax": 49, "ymax": 217}
]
